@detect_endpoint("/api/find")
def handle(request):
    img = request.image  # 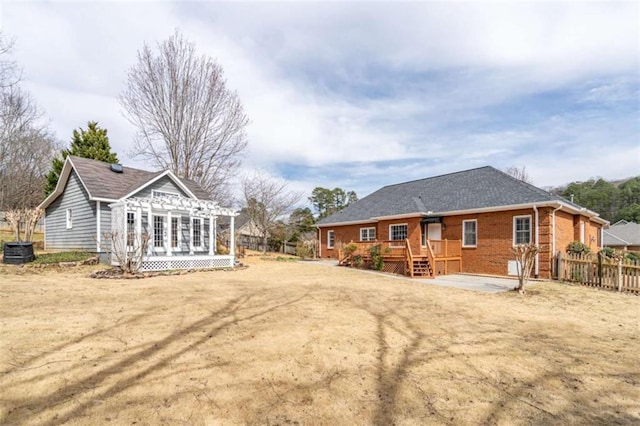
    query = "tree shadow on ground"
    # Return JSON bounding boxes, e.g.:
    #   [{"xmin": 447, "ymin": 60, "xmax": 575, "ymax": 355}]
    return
[{"xmin": 1, "ymin": 290, "xmax": 310, "ymax": 425}]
